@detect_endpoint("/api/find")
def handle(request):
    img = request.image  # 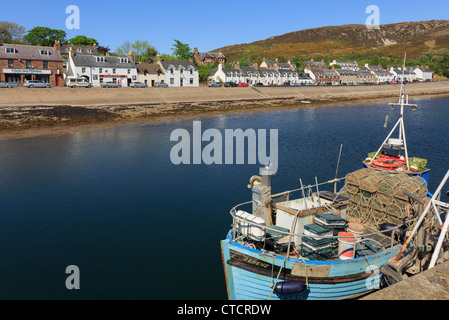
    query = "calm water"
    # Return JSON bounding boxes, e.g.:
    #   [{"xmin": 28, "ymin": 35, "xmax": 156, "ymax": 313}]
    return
[{"xmin": 0, "ymin": 96, "xmax": 448, "ymax": 300}]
